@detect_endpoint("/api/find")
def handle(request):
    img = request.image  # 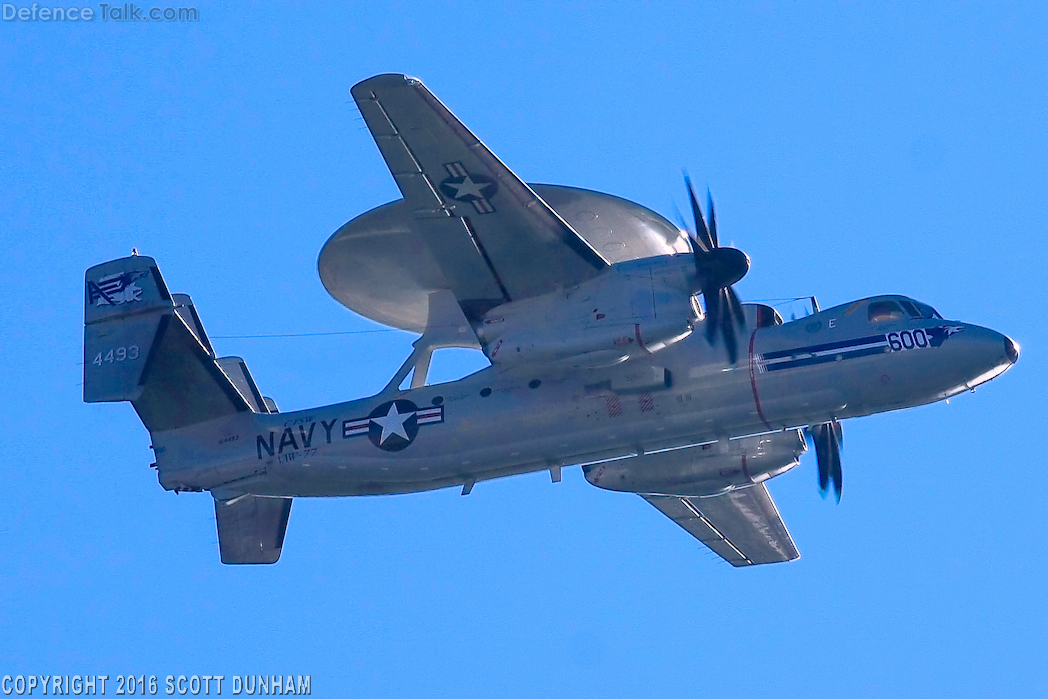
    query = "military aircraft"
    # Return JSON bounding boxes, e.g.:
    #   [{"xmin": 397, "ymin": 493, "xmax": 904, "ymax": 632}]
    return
[{"xmin": 83, "ymin": 74, "xmax": 1019, "ymax": 565}]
